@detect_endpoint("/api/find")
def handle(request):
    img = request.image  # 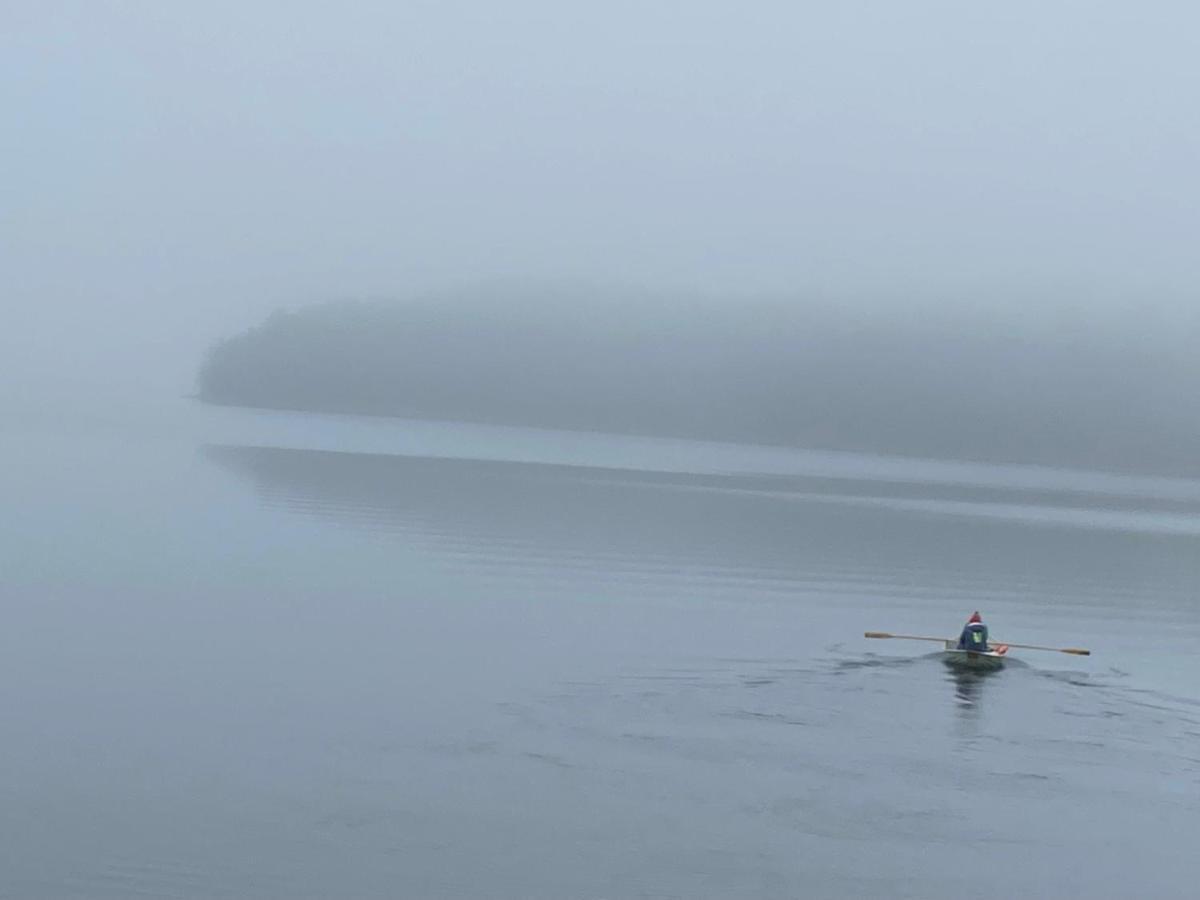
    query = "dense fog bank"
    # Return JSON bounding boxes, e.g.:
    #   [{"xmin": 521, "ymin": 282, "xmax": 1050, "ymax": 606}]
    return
[{"xmin": 198, "ymin": 291, "xmax": 1200, "ymax": 476}]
